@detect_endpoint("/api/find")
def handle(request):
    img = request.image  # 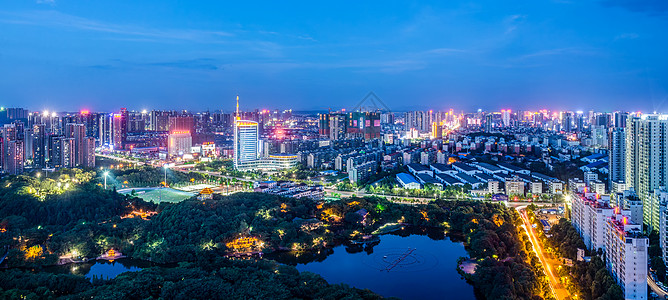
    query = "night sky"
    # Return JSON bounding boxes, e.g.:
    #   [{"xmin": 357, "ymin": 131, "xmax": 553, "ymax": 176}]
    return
[{"xmin": 1, "ymin": 0, "xmax": 667, "ymax": 112}]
